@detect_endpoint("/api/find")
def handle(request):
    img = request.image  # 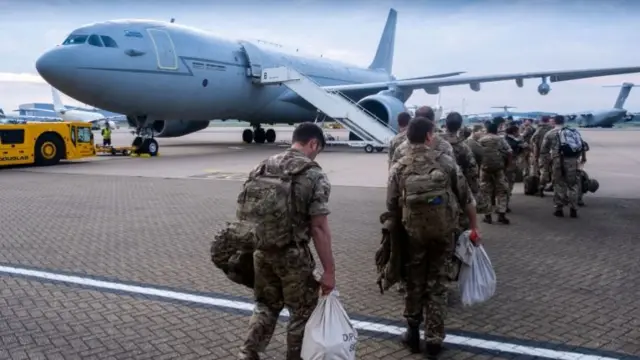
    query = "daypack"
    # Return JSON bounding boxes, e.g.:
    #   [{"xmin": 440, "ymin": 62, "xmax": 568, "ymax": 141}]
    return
[
  {"xmin": 236, "ymin": 158, "xmax": 319, "ymax": 250},
  {"xmin": 558, "ymin": 127, "xmax": 583, "ymax": 157},
  {"xmin": 210, "ymin": 221, "xmax": 256, "ymax": 289},
  {"xmin": 448, "ymin": 138, "xmax": 470, "ymax": 171},
  {"xmin": 478, "ymin": 135, "xmax": 505, "ymax": 171},
  {"xmin": 399, "ymin": 153, "xmax": 458, "ymax": 243}
]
